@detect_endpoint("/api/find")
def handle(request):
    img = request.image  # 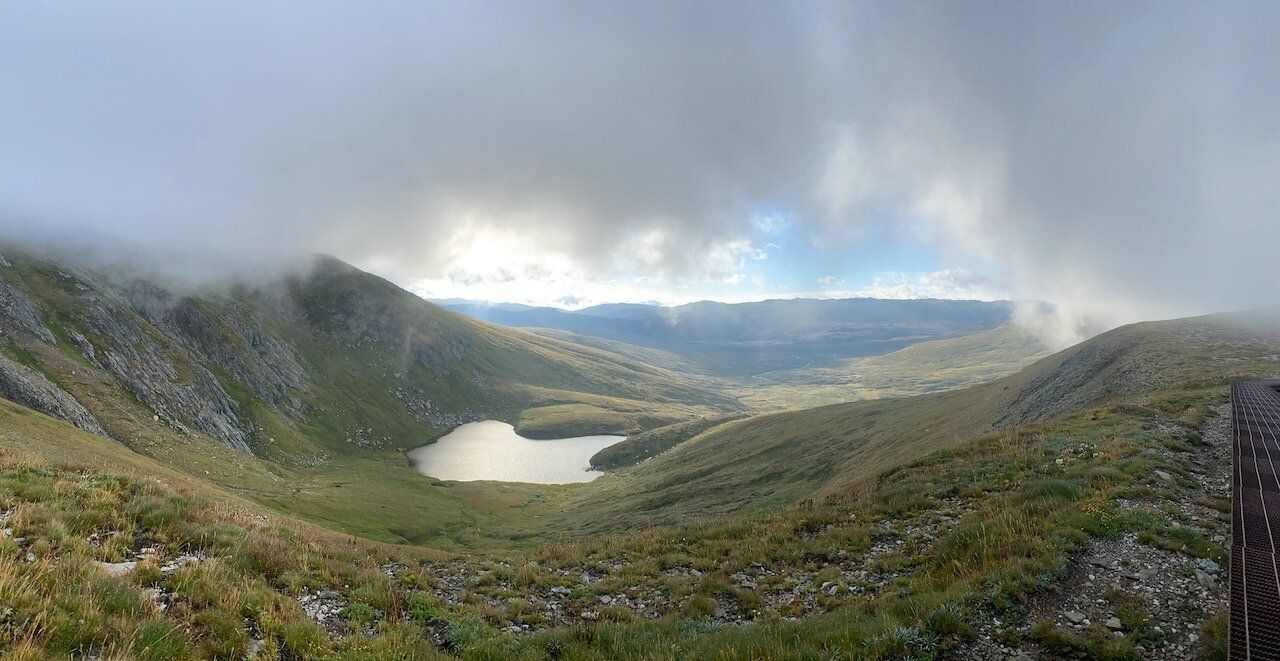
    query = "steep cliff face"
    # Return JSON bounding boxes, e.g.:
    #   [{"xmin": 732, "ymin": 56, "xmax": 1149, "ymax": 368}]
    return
[
  {"xmin": 0, "ymin": 275, "xmax": 55, "ymax": 344},
  {"xmin": 0, "ymin": 354, "xmax": 104, "ymax": 435},
  {"xmin": 0, "ymin": 248, "xmax": 731, "ymax": 456},
  {"xmin": 72, "ymin": 281, "xmax": 257, "ymax": 452}
]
